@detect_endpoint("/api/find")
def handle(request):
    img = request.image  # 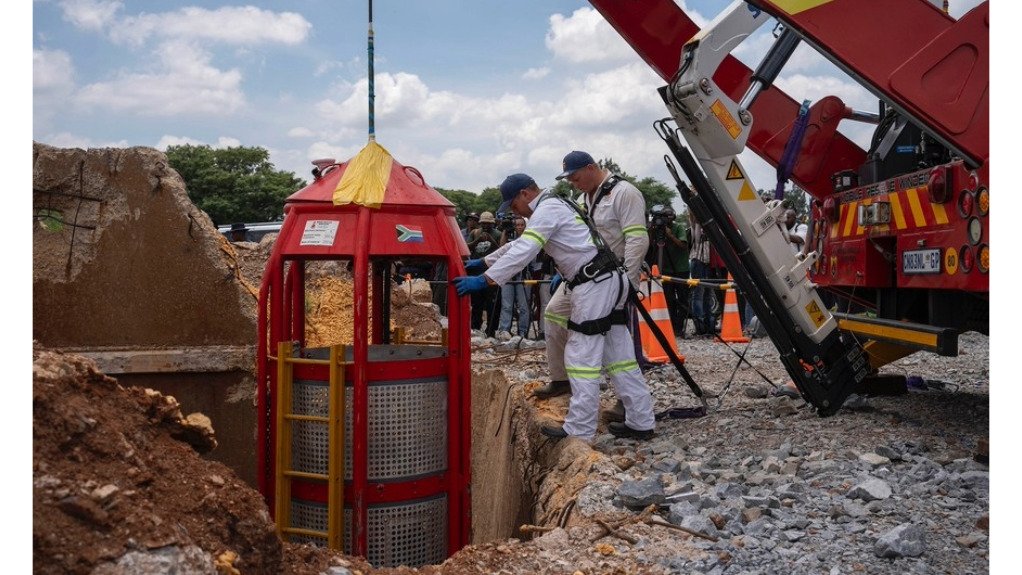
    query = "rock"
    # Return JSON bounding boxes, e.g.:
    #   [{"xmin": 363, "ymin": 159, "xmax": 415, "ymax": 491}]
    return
[
  {"xmin": 533, "ymin": 527, "xmax": 570, "ymax": 550},
  {"xmin": 770, "ymin": 400, "xmax": 800, "ymax": 417},
  {"xmin": 612, "ymin": 455, "xmax": 635, "ymax": 472},
  {"xmin": 708, "ymin": 512, "xmax": 726, "ymax": 530},
  {"xmin": 680, "ymin": 515, "xmax": 720, "ymax": 539},
  {"xmin": 955, "ymin": 532, "xmax": 986, "ymax": 548},
  {"xmin": 92, "ymin": 484, "xmax": 120, "ymax": 501},
  {"xmin": 859, "ymin": 453, "xmax": 891, "ymax": 468},
  {"xmin": 876, "ymin": 444, "xmax": 903, "ymax": 461},
  {"xmin": 743, "ymin": 385, "xmax": 769, "ymax": 399},
  {"xmin": 576, "ymin": 482, "xmax": 619, "ymax": 517},
  {"xmin": 90, "ymin": 545, "xmax": 215, "ymax": 574},
  {"xmin": 616, "ymin": 477, "xmax": 665, "ymax": 509},
  {"xmin": 714, "ymin": 482, "xmax": 745, "ymax": 500},
  {"xmin": 847, "ymin": 478, "xmax": 892, "ymax": 501},
  {"xmin": 653, "ymin": 458, "xmax": 681, "ymax": 473},
  {"xmin": 976, "ymin": 515, "xmax": 989, "ymax": 531},
  {"xmin": 668, "ymin": 502, "xmax": 701, "ymax": 524},
  {"xmin": 58, "ymin": 496, "xmax": 110, "ymax": 526},
  {"xmin": 874, "ymin": 523, "xmax": 926, "ymax": 558}
]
